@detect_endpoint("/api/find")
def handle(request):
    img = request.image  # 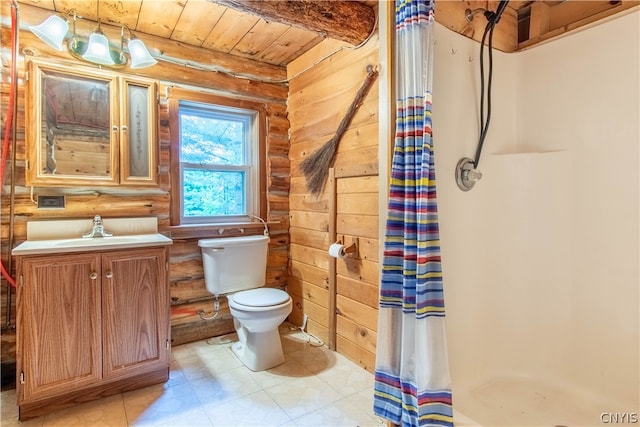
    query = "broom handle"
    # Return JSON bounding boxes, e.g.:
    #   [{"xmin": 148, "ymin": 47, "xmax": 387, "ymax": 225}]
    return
[{"xmin": 331, "ymin": 64, "xmax": 379, "ymax": 144}]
